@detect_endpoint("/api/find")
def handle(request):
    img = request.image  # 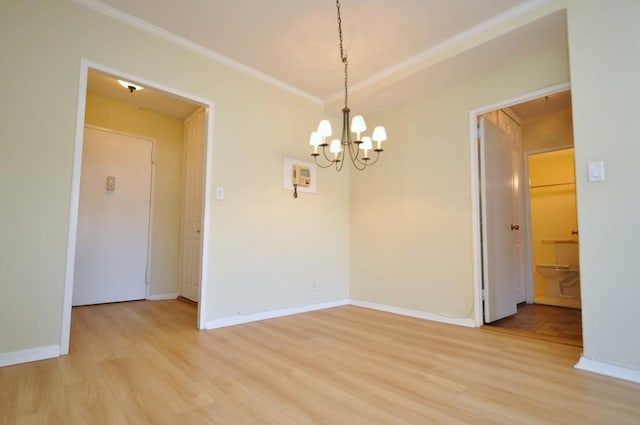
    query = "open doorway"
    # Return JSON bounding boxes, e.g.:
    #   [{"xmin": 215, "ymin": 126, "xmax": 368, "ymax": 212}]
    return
[
  {"xmin": 60, "ymin": 61, "xmax": 214, "ymax": 355},
  {"xmin": 473, "ymin": 85, "xmax": 582, "ymax": 346}
]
